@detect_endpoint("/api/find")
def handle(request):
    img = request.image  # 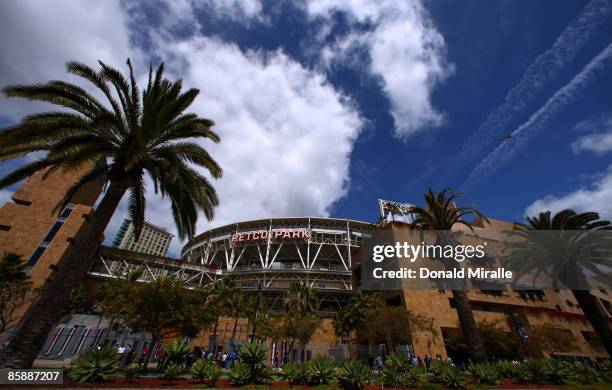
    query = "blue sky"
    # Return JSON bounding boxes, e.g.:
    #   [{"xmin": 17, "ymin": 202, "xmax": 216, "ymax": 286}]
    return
[{"xmin": 1, "ymin": 0, "xmax": 612, "ymax": 256}]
